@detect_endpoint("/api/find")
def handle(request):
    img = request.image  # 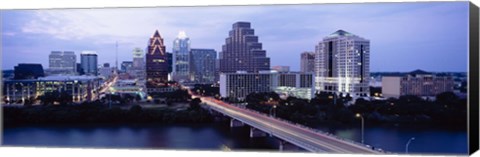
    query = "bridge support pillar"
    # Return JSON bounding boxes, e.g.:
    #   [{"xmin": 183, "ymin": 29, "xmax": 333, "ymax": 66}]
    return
[
  {"xmin": 230, "ymin": 119, "xmax": 244, "ymax": 127},
  {"xmin": 249, "ymin": 127, "xmax": 267, "ymax": 138},
  {"xmin": 279, "ymin": 140, "xmax": 301, "ymax": 152}
]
